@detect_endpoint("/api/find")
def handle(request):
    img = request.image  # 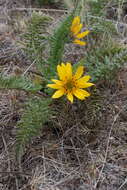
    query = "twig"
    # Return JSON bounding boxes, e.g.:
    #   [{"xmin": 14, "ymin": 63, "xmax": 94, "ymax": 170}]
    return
[
  {"xmin": 70, "ymin": 138, "xmax": 82, "ymax": 175},
  {"xmin": 0, "ymin": 171, "xmax": 31, "ymax": 177},
  {"xmin": 6, "ymin": 7, "xmax": 127, "ymax": 27},
  {"xmin": 2, "ymin": 134, "xmax": 11, "ymax": 172},
  {"xmin": 94, "ymin": 108, "xmax": 124, "ymax": 189},
  {"xmin": 118, "ymin": 178, "xmax": 127, "ymax": 190},
  {"xmin": 8, "ymin": 7, "xmax": 69, "ymax": 13},
  {"xmin": 107, "ymin": 1, "xmax": 127, "ymax": 8},
  {"xmin": 15, "ymin": 176, "xmax": 19, "ymax": 190},
  {"xmin": 22, "ymin": 60, "xmax": 36, "ymax": 76},
  {"xmin": 86, "ymin": 14, "xmax": 127, "ymax": 27}
]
